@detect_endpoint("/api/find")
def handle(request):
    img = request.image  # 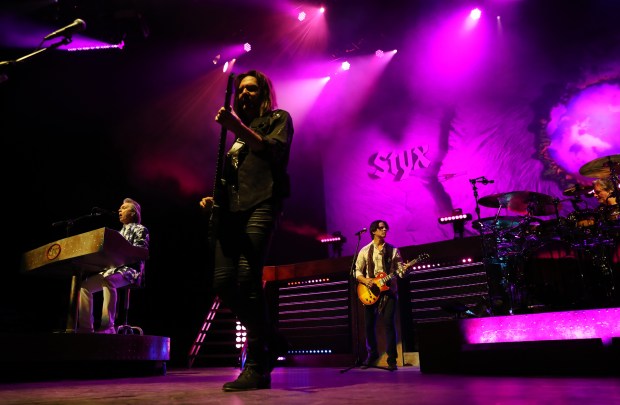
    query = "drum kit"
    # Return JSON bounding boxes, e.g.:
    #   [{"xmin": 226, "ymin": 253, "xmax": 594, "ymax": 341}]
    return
[{"xmin": 473, "ymin": 154, "xmax": 620, "ymax": 314}]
